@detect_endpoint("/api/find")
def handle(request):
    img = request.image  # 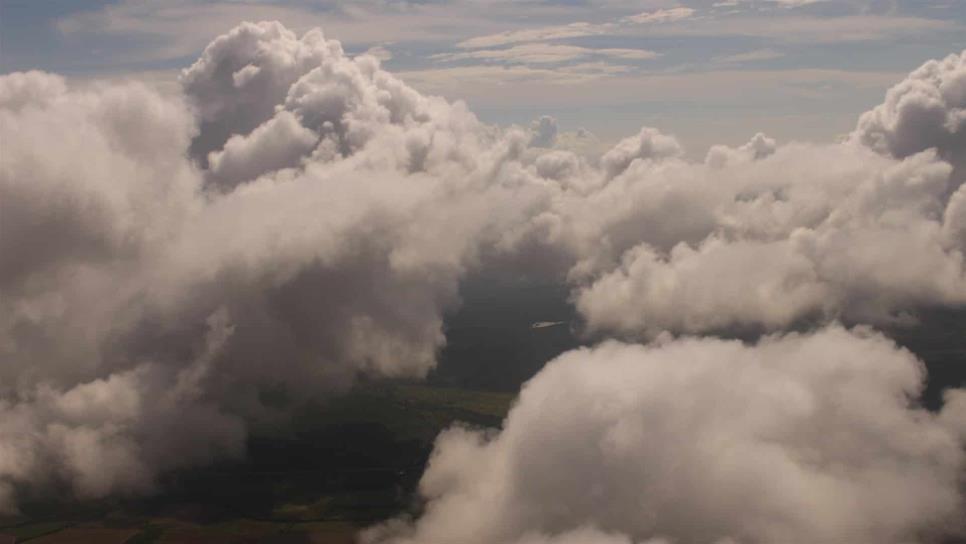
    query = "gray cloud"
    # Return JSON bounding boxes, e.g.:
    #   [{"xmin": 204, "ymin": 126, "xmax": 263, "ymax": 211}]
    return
[{"xmin": 530, "ymin": 115, "xmax": 558, "ymax": 148}]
